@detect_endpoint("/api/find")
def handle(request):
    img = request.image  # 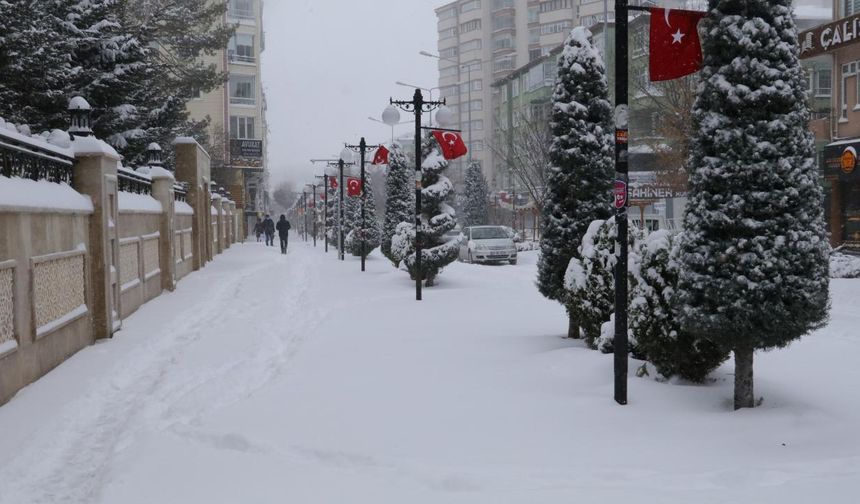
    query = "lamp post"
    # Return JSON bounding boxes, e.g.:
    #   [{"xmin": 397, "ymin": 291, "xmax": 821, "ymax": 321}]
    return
[
  {"xmin": 345, "ymin": 137, "xmax": 381, "ymax": 272},
  {"xmin": 306, "ymin": 182, "xmax": 318, "ymax": 247},
  {"xmin": 302, "ymin": 190, "xmax": 309, "ymax": 242},
  {"xmin": 338, "ymin": 147, "xmax": 355, "ymax": 261},
  {"xmin": 419, "ymin": 51, "xmax": 477, "ymax": 164},
  {"xmin": 312, "ymin": 159, "xmax": 341, "ymax": 253},
  {"xmin": 614, "ymin": 0, "xmax": 630, "ymax": 406},
  {"xmin": 388, "ymin": 89, "xmax": 446, "ymax": 301}
]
